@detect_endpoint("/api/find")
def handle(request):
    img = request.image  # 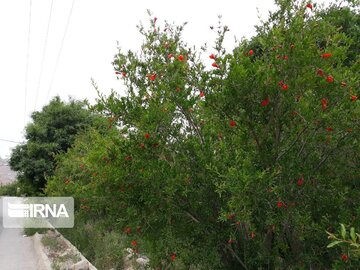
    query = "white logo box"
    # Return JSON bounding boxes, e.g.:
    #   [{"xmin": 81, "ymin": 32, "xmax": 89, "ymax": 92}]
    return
[{"xmin": 1, "ymin": 197, "xmax": 74, "ymax": 228}]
